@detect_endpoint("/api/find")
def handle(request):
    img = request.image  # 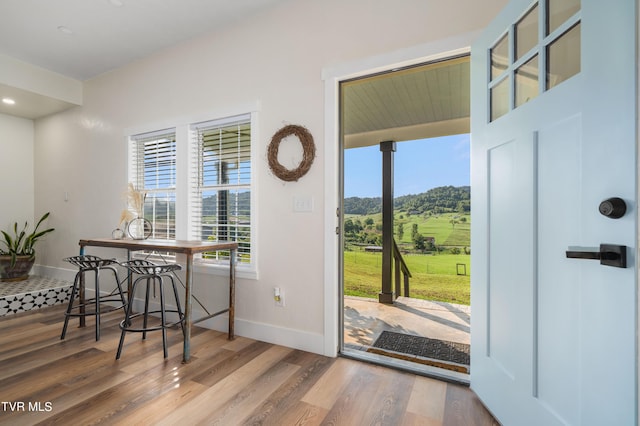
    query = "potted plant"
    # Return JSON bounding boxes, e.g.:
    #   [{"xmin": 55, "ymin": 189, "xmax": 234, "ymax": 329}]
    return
[{"xmin": 0, "ymin": 212, "xmax": 55, "ymax": 282}]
